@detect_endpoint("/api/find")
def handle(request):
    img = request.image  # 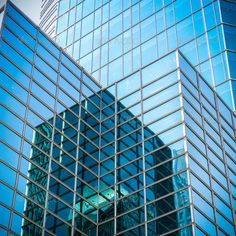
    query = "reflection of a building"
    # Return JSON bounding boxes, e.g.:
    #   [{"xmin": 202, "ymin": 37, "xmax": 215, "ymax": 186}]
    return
[{"xmin": 23, "ymin": 89, "xmax": 188, "ymax": 235}]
